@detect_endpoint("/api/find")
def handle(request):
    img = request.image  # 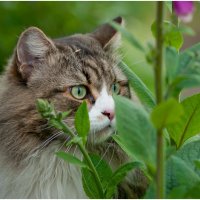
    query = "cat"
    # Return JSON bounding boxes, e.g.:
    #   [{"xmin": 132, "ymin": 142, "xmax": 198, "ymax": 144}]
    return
[{"xmin": 0, "ymin": 16, "xmax": 147, "ymax": 198}]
